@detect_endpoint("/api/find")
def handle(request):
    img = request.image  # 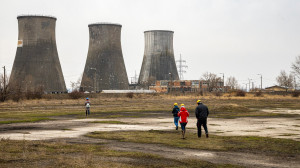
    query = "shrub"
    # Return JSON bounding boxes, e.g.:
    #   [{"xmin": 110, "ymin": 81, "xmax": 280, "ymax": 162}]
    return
[
  {"xmin": 126, "ymin": 92, "xmax": 134, "ymax": 98},
  {"xmin": 11, "ymin": 89, "xmax": 22, "ymax": 102},
  {"xmin": 254, "ymin": 91, "xmax": 263, "ymax": 97},
  {"xmin": 291, "ymin": 91, "xmax": 300, "ymax": 97},
  {"xmin": 199, "ymin": 90, "xmax": 203, "ymax": 96},
  {"xmin": 69, "ymin": 90, "xmax": 84, "ymax": 99},
  {"xmin": 235, "ymin": 90, "xmax": 246, "ymax": 97},
  {"xmin": 33, "ymin": 87, "xmax": 44, "ymax": 99},
  {"xmin": 215, "ymin": 92, "xmax": 222, "ymax": 97},
  {"xmin": 25, "ymin": 91, "xmax": 34, "ymax": 99}
]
